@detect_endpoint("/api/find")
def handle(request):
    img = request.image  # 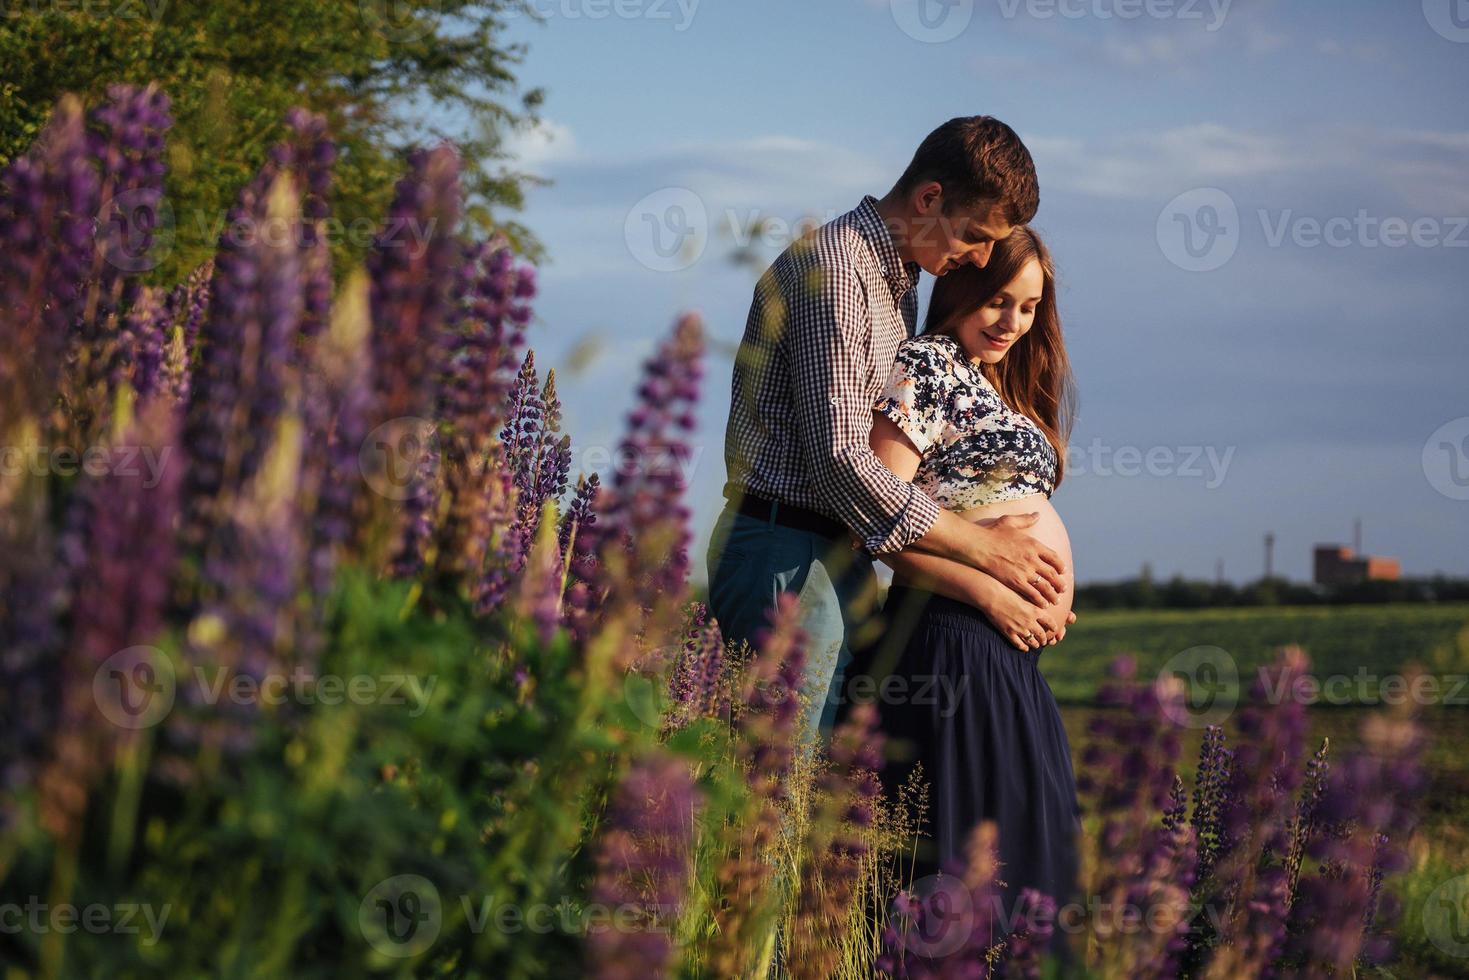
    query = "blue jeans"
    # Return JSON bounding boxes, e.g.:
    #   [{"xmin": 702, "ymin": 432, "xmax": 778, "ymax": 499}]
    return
[{"xmin": 705, "ymin": 503, "xmax": 879, "ymax": 744}]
